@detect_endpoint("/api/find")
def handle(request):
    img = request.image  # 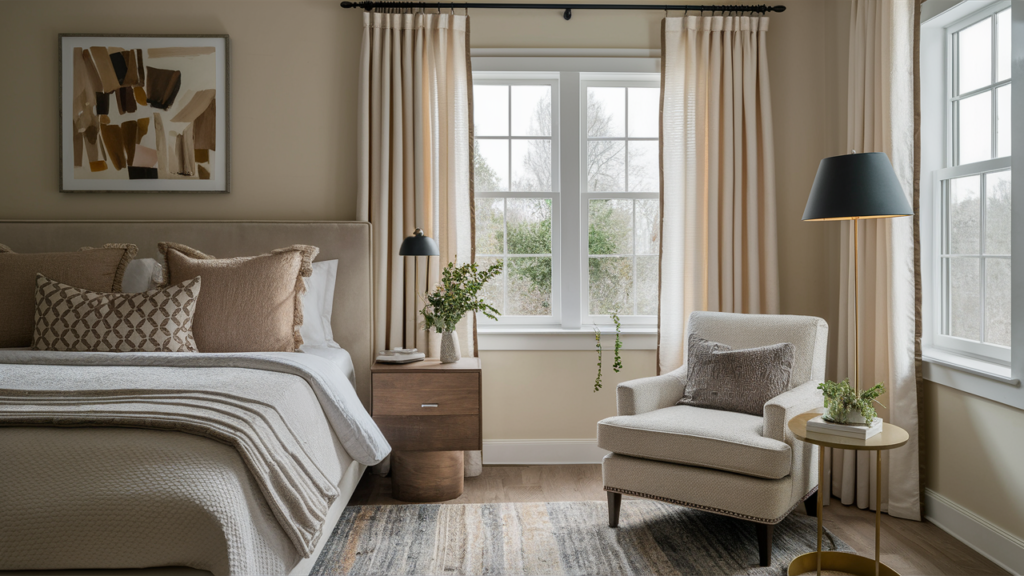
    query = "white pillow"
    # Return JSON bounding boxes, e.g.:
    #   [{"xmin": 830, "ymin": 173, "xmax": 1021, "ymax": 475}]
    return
[
  {"xmin": 300, "ymin": 259, "xmax": 339, "ymax": 348},
  {"xmin": 121, "ymin": 258, "xmax": 163, "ymax": 293}
]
